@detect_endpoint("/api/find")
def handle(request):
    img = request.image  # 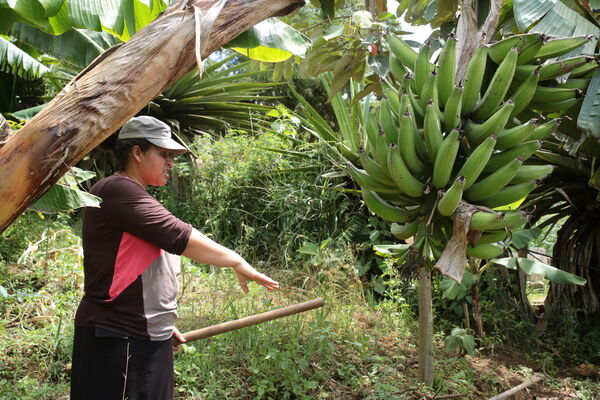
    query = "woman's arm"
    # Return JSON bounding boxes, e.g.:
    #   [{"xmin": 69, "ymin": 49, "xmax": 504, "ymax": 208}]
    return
[{"xmin": 182, "ymin": 228, "xmax": 279, "ymax": 292}]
